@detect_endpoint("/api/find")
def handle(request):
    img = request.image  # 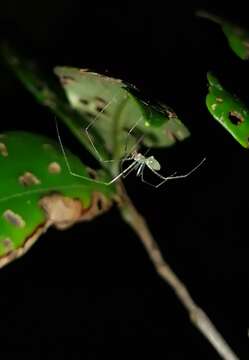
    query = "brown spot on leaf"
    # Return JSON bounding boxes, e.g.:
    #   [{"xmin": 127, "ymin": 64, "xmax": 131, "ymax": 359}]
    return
[
  {"xmin": 39, "ymin": 192, "xmax": 112, "ymax": 230},
  {"xmin": 216, "ymin": 97, "xmax": 223, "ymax": 103},
  {"xmin": 0, "ymin": 142, "xmax": 8, "ymax": 157},
  {"xmin": 94, "ymin": 97, "xmax": 107, "ymax": 106},
  {"xmin": 0, "ymin": 192, "xmax": 113, "ymax": 270},
  {"xmin": 86, "ymin": 167, "xmax": 98, "ymax": 180},
  {"xmin": 94, "ymin": 97, "xmax": 108, "ymax": 113},
  {"xmin": 1, "ymin": 238, "xmax": 14, "ymax": 252},
  {"xmin": 229, "ymin": 111, "xmax": 244, "ymax": 125},
  {"xmin": 96, "ymin": 105, "xmax": 108, "ymax": 113},
  {"xmin": 39, "ymin": 194, "xmax": 83, "ymax": 230},
  {"xmin": 48, "ymin": 162, "xmax": 61, "ymax": 174},
  {"xmin": 165, "ymin": 109, "xmax": 177, "ymax": 119},
  {"xmin": 96, "ymin": 198, "xmax": 104, "ymax": 211},
  {"xmin": 79, "ymin": 68, "xmax": 89, "ymax": 74},
  {"xmin": 3, "ymin": 209, "xmax": 26, "ymax": 228},
  {"xmin": 78, "ymin": 192, "xmax": 113, "ymax": 222},
  {"xmin": 60, "ymin": 75, "xmax": 75, "ymax": 85},
  {"xmin": 19, "ymin": 172, "xmax": 41, "ymax": 186},
  {"xmin": 165, "ymin": 129, "xmax": 178, "ymax": 142},
  {"xmin": 79, "ymin": 98, "xmax": 89, "ymax": 105}
]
